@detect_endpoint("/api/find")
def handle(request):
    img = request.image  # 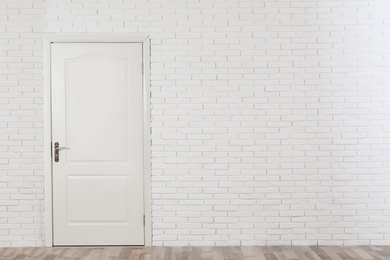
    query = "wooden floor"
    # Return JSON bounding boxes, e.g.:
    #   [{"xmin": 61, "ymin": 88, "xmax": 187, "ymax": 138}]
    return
[{"xmin": 0, "ymin": 246, "xmax": 389, "ymax": 260}]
